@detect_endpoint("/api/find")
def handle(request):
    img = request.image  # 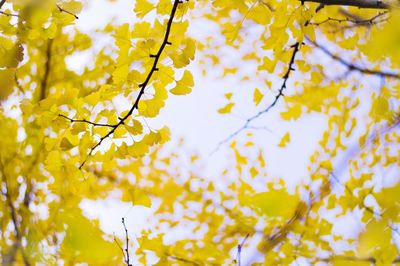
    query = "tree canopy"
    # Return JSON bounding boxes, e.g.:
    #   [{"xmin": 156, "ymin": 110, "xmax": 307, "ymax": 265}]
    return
[{"xmin": 0, "ymin": 0, "xmax": 400, "ymax": 265}]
